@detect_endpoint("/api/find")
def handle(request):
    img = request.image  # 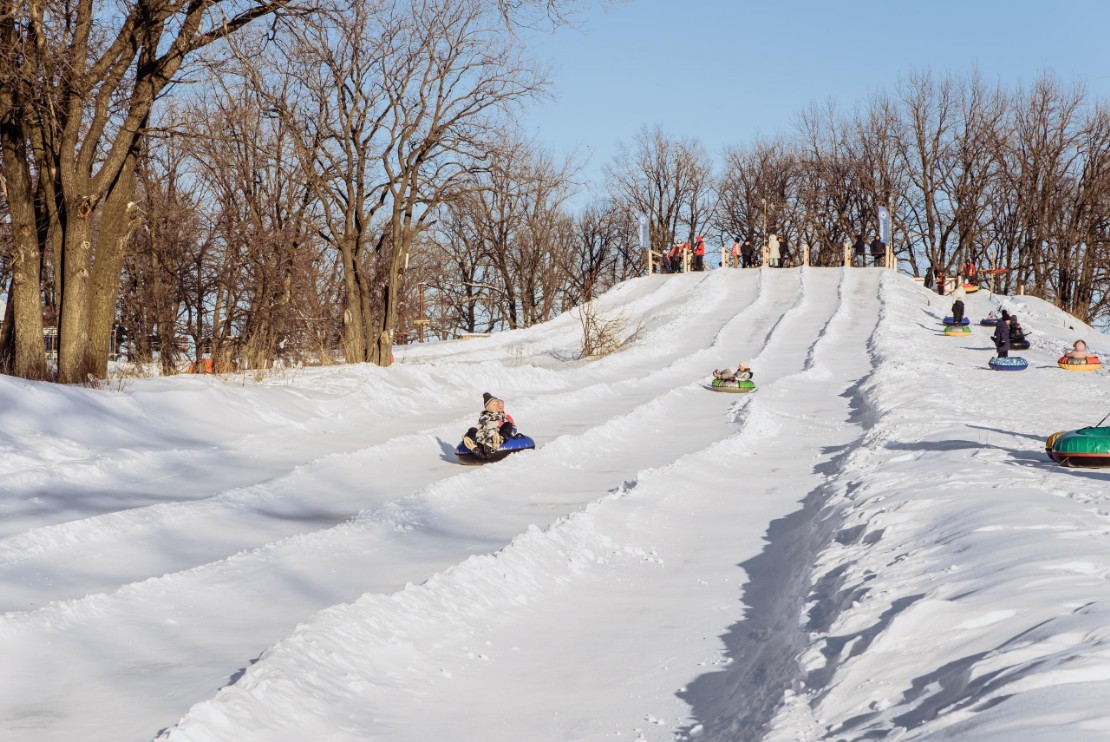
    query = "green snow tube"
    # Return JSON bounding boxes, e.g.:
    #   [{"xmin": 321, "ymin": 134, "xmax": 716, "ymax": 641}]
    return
[
  {"xmin": 944, "ymin": 325, "xmax": 972, "ymax": 336},
  {"xmin": 711, "ymin": 378, "xmax": 756, "ymax": 393},
  {"xmin": 1047, "ymin": 427, "xmax": 1110, "ymax": 467}
]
